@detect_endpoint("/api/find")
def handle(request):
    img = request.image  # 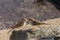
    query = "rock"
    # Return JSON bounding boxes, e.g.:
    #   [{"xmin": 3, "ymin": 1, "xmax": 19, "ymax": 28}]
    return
[{"xmin": 0, "ymin": 24, "xmax": 60, "ymax": 40}]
